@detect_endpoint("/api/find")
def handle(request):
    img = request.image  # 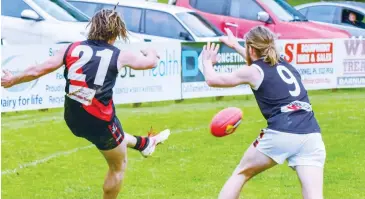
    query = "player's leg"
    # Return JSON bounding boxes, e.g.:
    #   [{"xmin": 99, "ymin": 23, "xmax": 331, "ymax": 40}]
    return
[
  {"xmin": 288, "ymin": 133, "xmax": 326, "ymax": 199},
  {"xmin": 296, "ymin": 166, "xmax": 324, "ymax": 199},
  {"xmin": 123, "ymin": 128, "xmax": 171, "ymax": 157},
  {"xmin": 99, "ymin": 142, "xmax": 128, "ymax": 199},
  {"xmin": 87, "ymin": 116, "xmax": 129, "ymax": 199},
  {"xmin": 64, "ymin": 106, "xmax": 128, "ymax": 199},
  {"xmin": 219, "ymin": 129, "xmax": 299, "ymax": 199},
  {"xmin": 218, "ymin": 144, "xmax": 277, "ymax": 199}
]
